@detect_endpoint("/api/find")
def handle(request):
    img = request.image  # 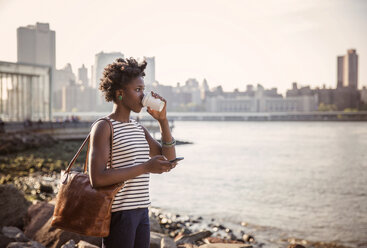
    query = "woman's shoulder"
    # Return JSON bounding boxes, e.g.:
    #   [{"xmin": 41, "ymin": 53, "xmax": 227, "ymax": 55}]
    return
[{"xmin": 90, "ymin": 117, "xmax": 112, "ymax": 136}]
